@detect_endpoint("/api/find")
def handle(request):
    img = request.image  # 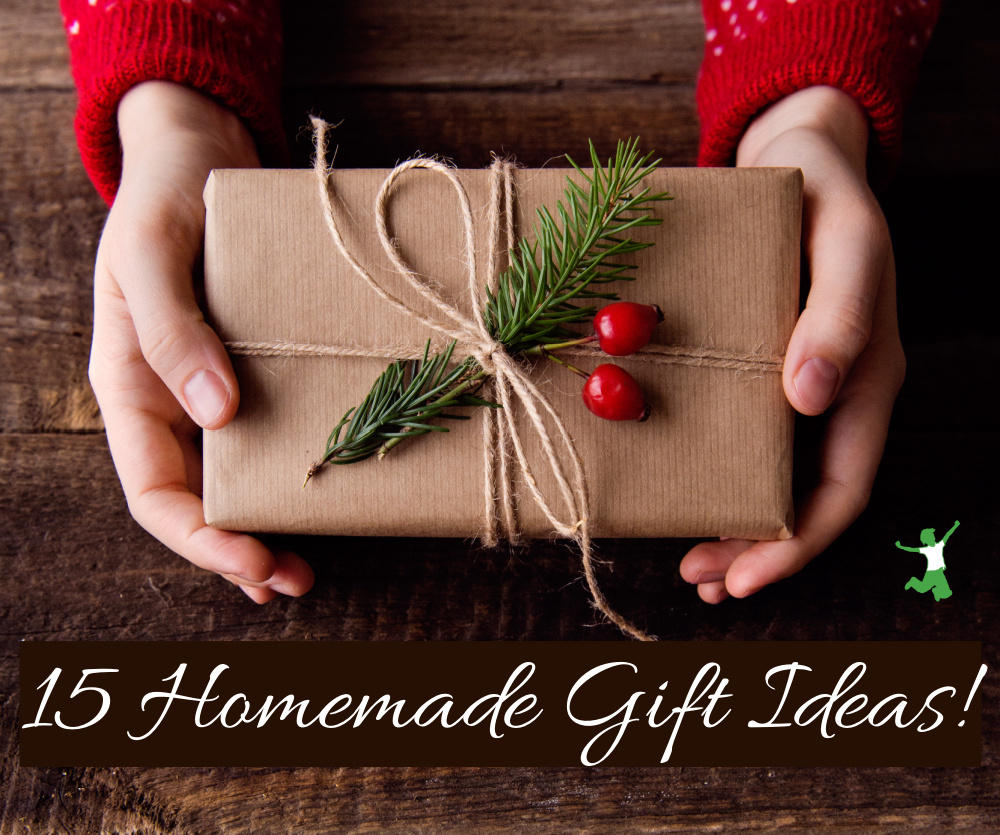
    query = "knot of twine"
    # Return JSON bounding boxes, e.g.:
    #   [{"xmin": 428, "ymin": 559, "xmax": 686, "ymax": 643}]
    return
[
  {"xmin": 308, "ymin": 118, "xmax": 640, "ymax": 636},
  {"xmin": 226, "ymin": 118, "xmax": 784, "ymax": 640}
]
